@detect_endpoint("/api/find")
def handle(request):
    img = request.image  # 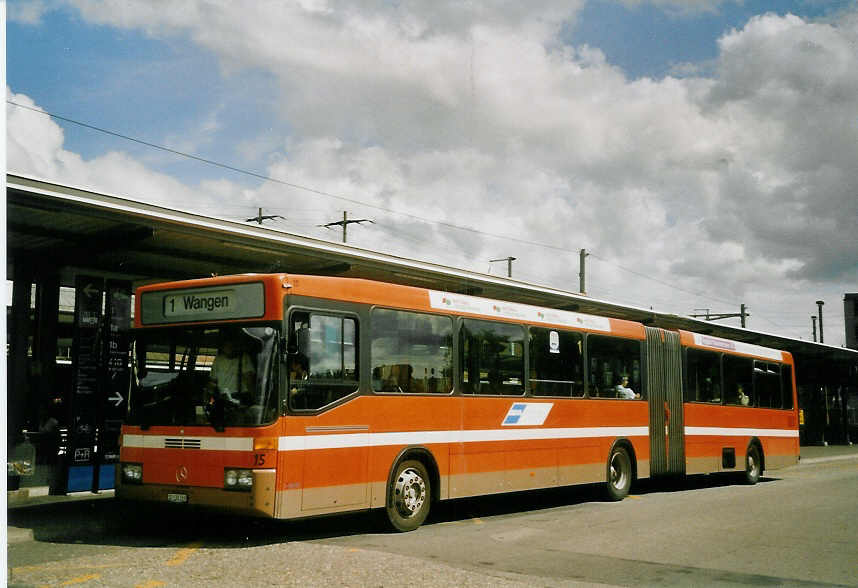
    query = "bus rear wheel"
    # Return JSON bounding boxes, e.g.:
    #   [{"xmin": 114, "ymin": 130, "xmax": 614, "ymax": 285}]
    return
[
  {"xmin": 605, "ymin": 445, "xmax": 632, "ymax": 501},
  {"xmin": 385, "ymin": 459, "xmax": 431, "ymax": 532},
  {"xmin": 744, "ymin": 444, "xmax": 762, "ymax": 485}
]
